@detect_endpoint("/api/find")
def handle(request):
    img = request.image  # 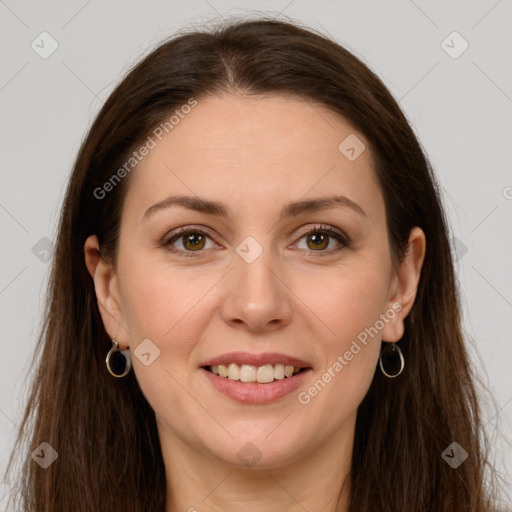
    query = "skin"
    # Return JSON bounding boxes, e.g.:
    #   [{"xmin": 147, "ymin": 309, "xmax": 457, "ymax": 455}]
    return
[{"xmin": 85, "ymin": 92, "xmax": 425, "ymax": 512}]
